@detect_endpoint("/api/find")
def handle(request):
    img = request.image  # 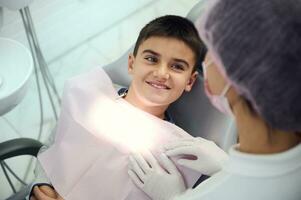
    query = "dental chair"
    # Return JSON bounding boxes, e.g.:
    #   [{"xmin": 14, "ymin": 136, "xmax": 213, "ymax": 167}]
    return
[
  {"xmin": 0, "ymin": 139, "xmax": 43, "ymax": 200},
  {"xmin": 0, "ymin": 1, "xmax": 236, "ymax": 199}
]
